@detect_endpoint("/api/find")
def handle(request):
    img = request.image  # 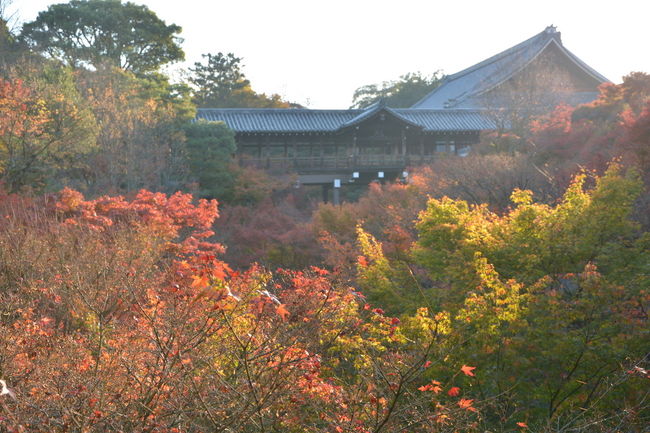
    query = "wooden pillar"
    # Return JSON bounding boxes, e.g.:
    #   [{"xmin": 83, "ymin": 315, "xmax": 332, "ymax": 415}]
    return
[
  {"xmin": 264, "ymin": 136, "xmax": 270, "ymax": 169},
  {"xmin": 334, "ymin": 142, "xmax": 339, "ymax": 169},
  {"xmin": 352, "ymin": 128, "xmax": 359, "ymax": 168},
  {"xmin": 322, "ymin": 184, "xmax": 330, "ymax": 203},
  {"xmin": 318, "ymin": 135, "xmax": 324, "ymax": 168},
  {"xmin": 419, "ymin": 135, "xmax": 424, "ymax": 163},
  {"xmin": 293, "ymin": 137, "xmax": 298, "ymax": 168}
]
